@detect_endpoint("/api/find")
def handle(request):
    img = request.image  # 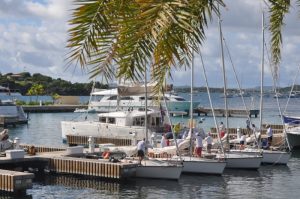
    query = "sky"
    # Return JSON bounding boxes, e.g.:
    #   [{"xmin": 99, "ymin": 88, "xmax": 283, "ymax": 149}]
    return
[{"xmin": 1, "ymin": 0, "xmax": 300, "ymax": 88}]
